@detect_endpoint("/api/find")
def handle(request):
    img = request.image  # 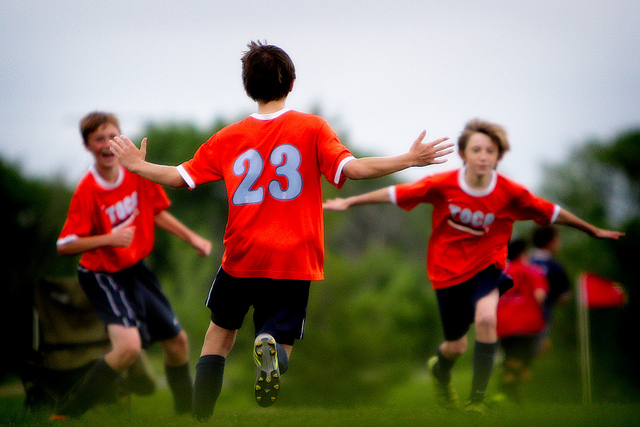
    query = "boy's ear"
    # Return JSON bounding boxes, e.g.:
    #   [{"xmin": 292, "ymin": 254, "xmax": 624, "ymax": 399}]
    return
[
  {"xmin": 289, "ymin": 79, "xmax": 295, "ymax": 92},
  {"xmin": 458, "ymin": 149, "xmax": 466, "ymax": 163}
]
